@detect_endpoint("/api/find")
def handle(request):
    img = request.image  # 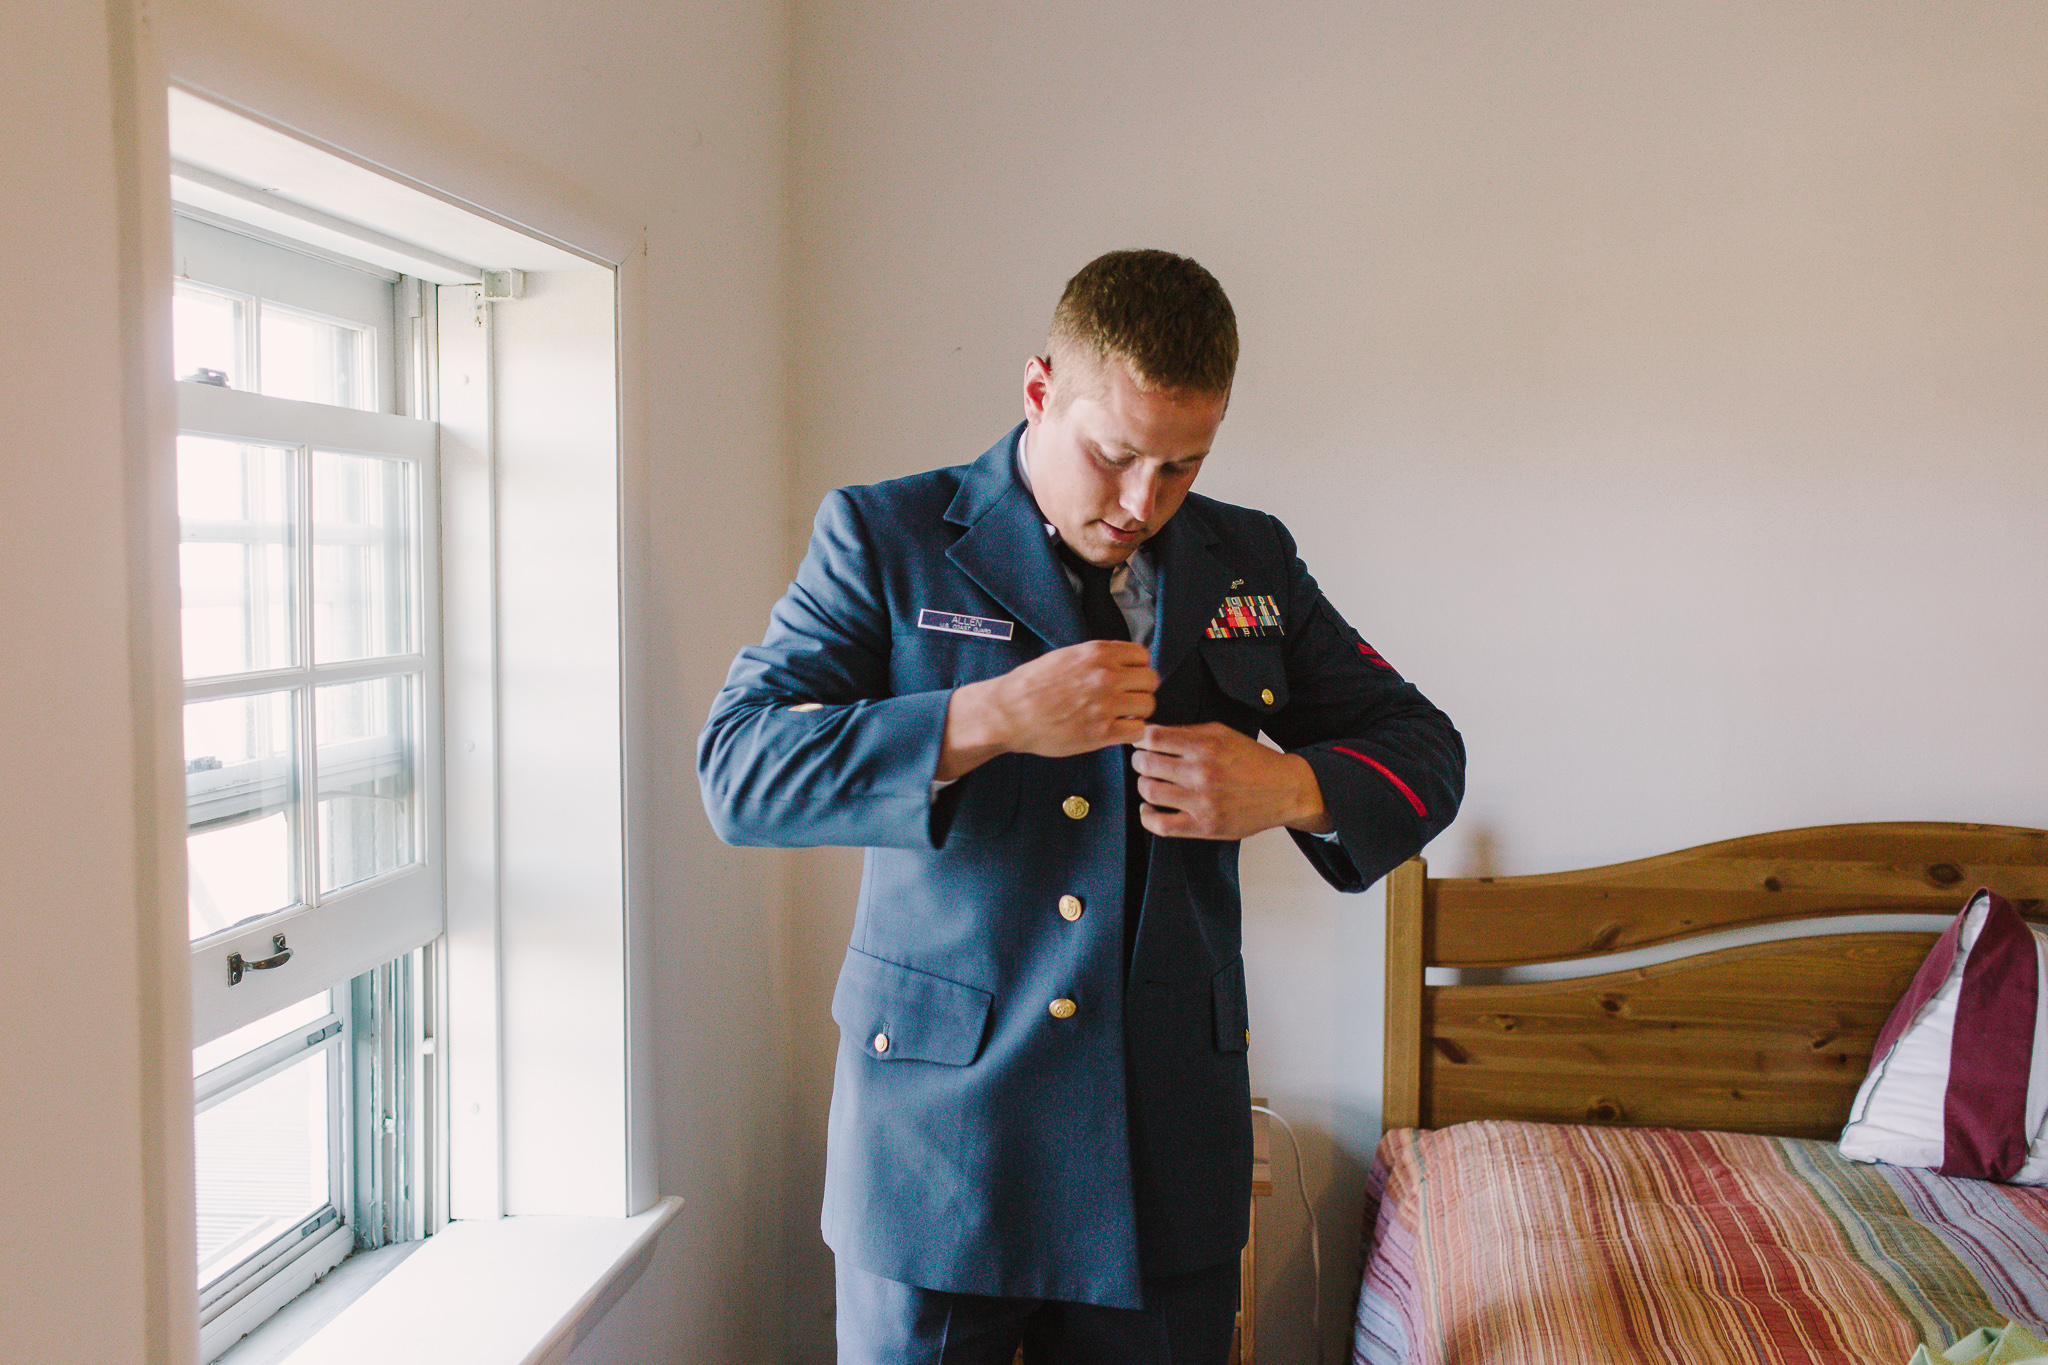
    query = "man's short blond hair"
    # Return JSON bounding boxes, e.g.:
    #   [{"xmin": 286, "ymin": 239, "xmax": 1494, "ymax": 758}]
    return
[{"xmin": 1046, "ymin": 250, "xmax": 1238, "ymax": 406}]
